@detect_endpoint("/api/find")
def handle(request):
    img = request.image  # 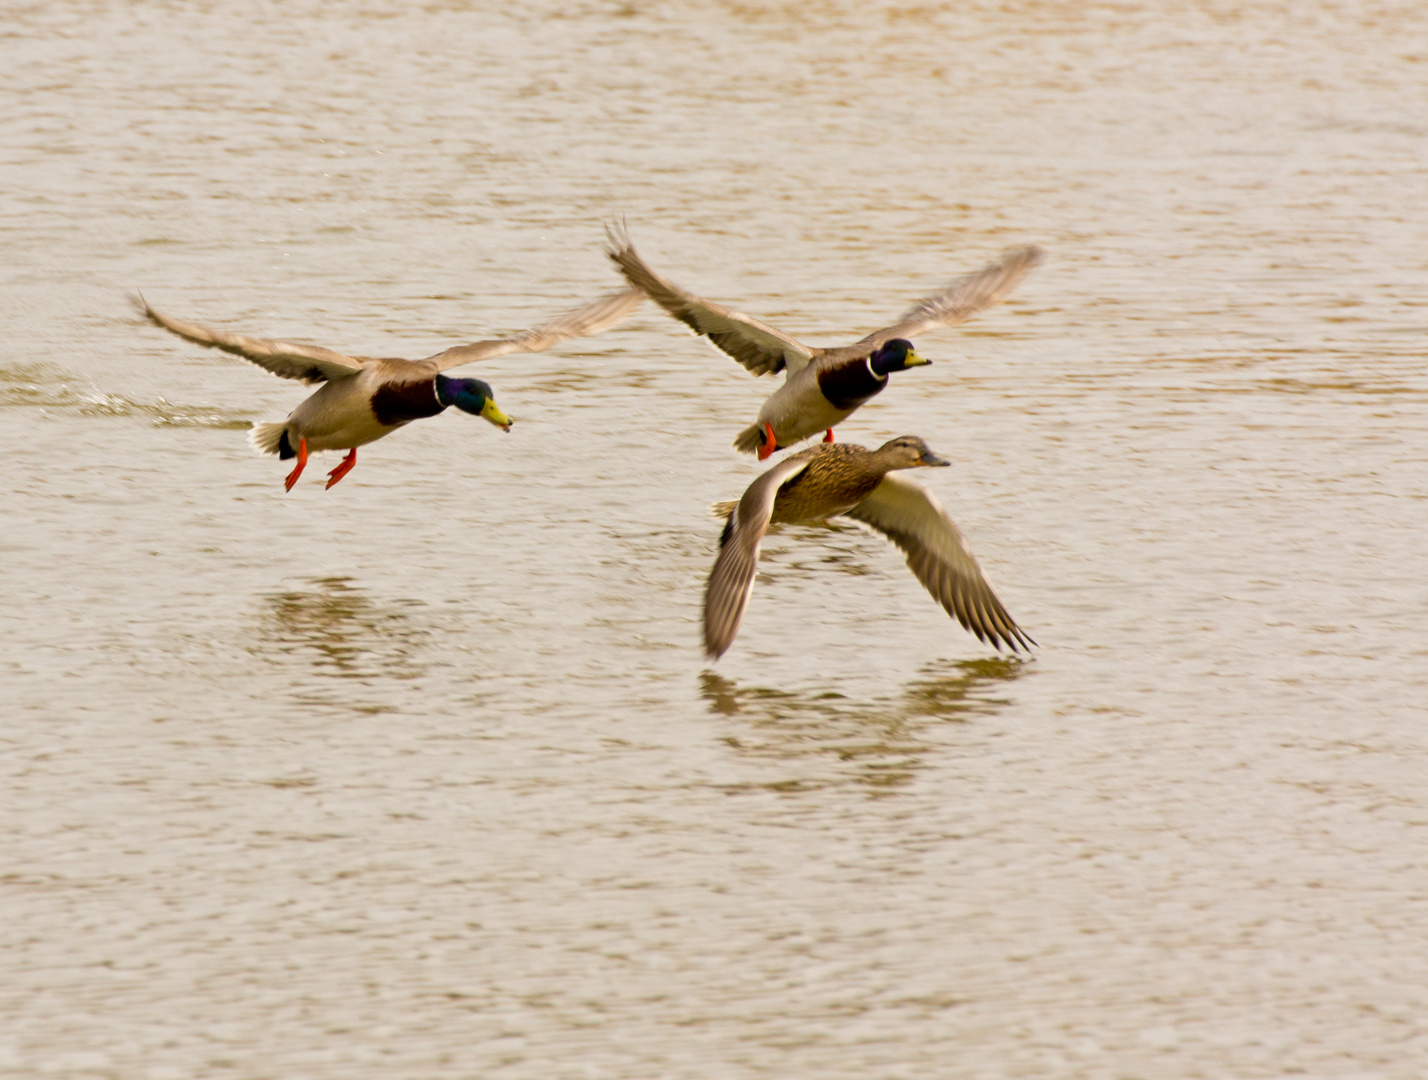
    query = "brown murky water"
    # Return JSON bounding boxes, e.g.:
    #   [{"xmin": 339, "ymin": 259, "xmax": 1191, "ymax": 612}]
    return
[{"xmin": 4, "ymin": 2, "xmax": 1428, "ymax": 1077}]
